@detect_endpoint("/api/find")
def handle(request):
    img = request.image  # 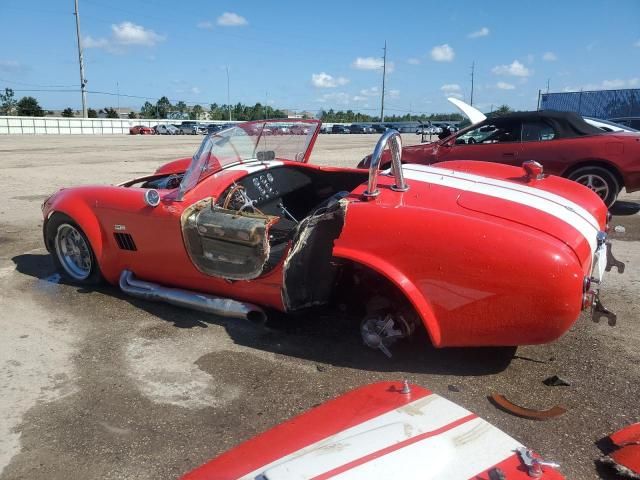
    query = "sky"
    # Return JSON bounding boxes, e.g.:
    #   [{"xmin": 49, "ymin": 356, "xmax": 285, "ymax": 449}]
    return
[{"xmin": 1, "ymin": 0, "xmax": 639, "ymax": 116}]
